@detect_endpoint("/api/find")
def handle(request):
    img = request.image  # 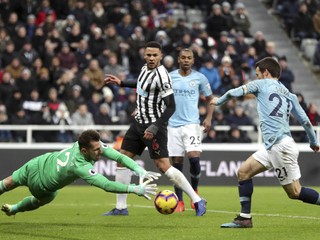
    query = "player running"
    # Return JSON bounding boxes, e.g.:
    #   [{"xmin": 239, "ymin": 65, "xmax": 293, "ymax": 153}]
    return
[{"xmin": 211, "ymin": 57, "xmax": 320, "ymax": 228}]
